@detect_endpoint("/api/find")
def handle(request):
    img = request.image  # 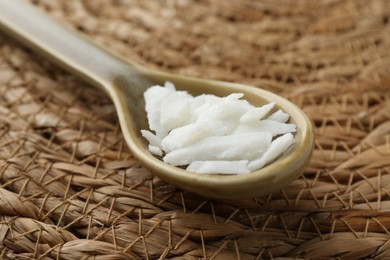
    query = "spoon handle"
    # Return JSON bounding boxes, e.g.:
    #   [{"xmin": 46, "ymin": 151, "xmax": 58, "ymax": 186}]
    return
[{"xmin": 0, "ymin": 0, "xmax": 139, "ymax": 92}]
